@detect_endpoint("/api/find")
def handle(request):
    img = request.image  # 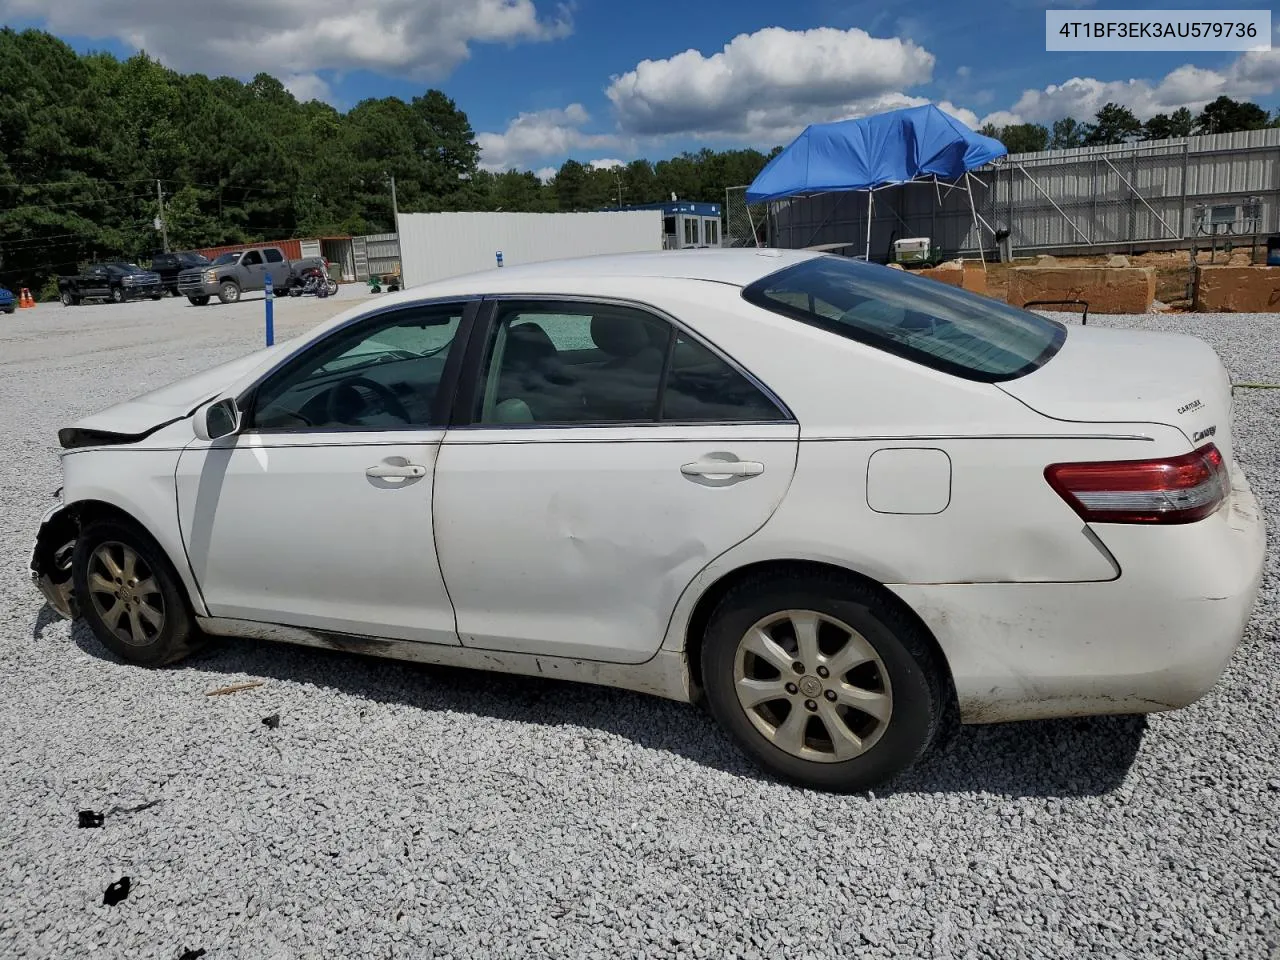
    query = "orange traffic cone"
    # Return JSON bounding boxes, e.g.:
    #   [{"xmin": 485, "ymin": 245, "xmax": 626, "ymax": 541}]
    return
[{"xmin": 18, "ymin": 288, "xmax": 35, "ymax": 308}]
